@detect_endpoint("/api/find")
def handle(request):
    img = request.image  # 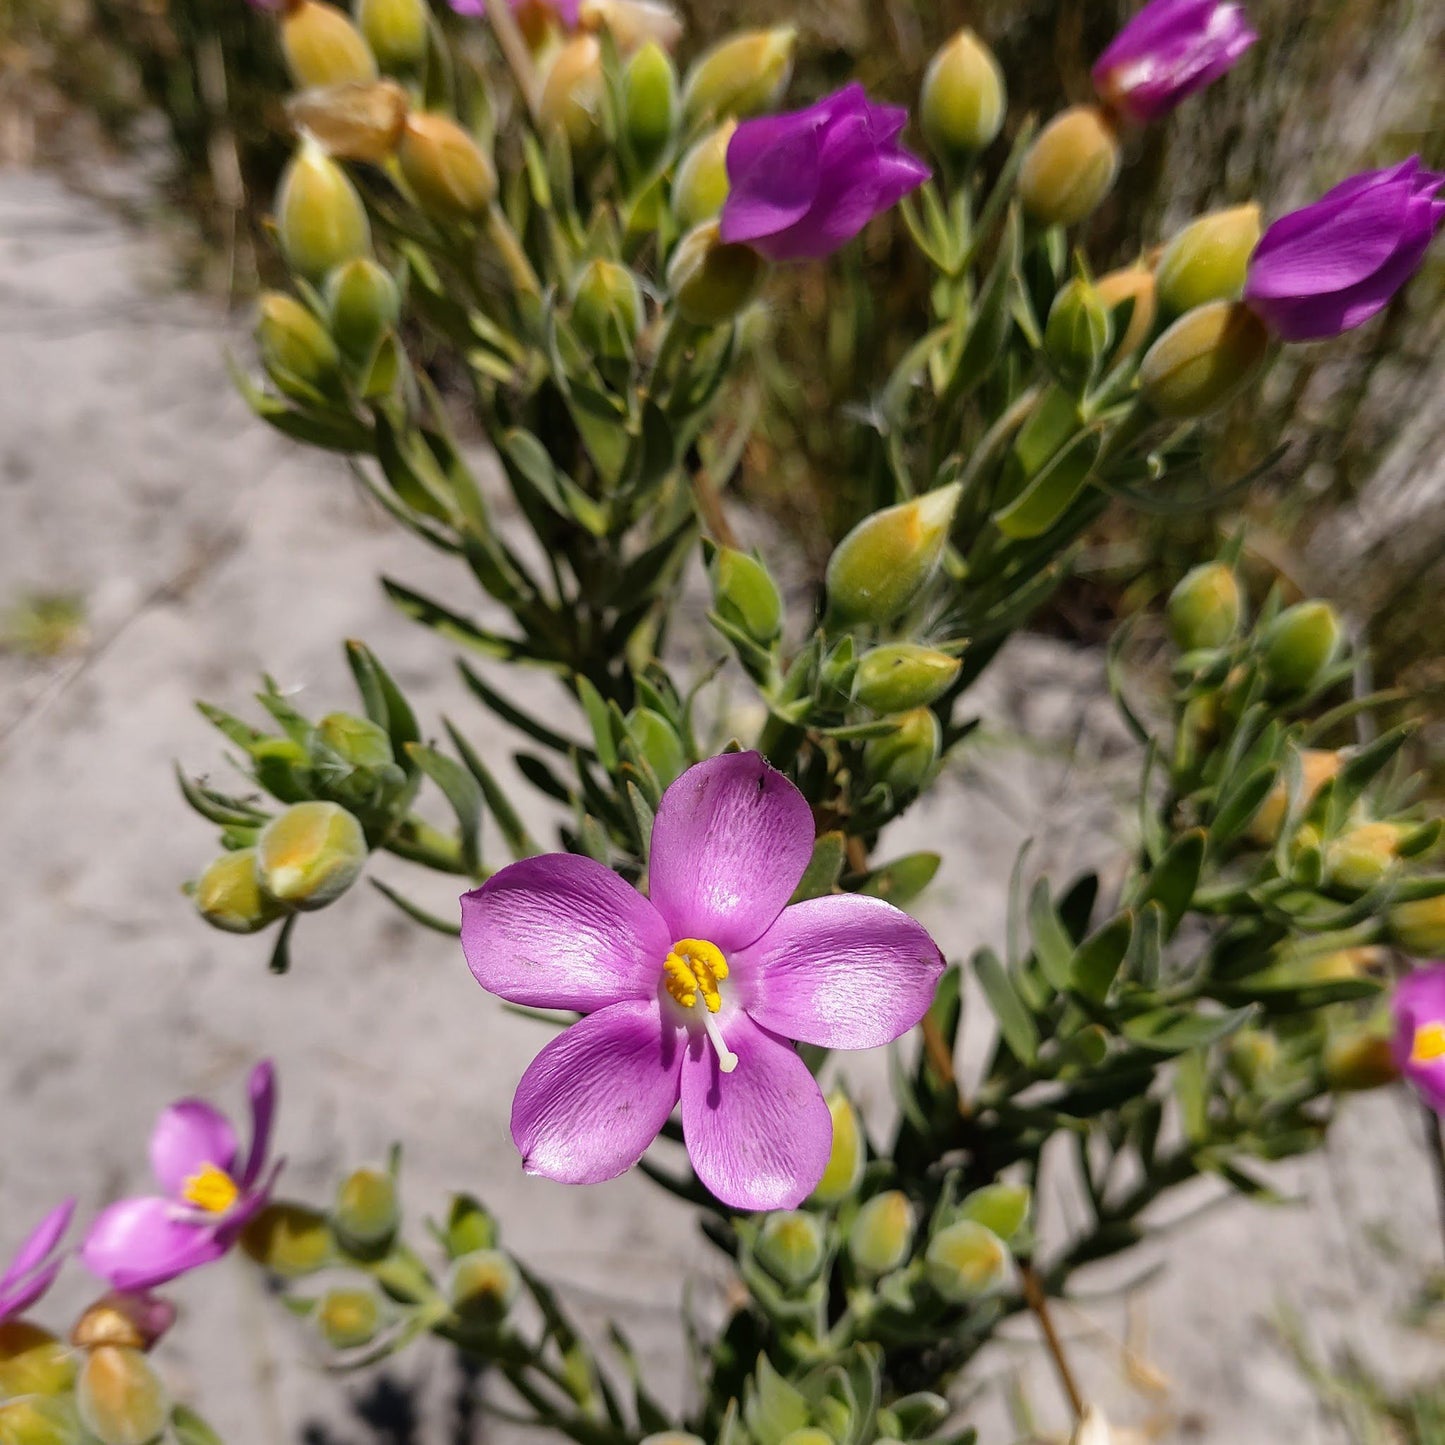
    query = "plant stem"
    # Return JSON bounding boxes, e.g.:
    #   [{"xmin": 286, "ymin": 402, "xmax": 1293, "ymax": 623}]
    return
[{"xmin": 1020, "ymin": 1262, "xmax": 1085, "ymax": 1422}]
